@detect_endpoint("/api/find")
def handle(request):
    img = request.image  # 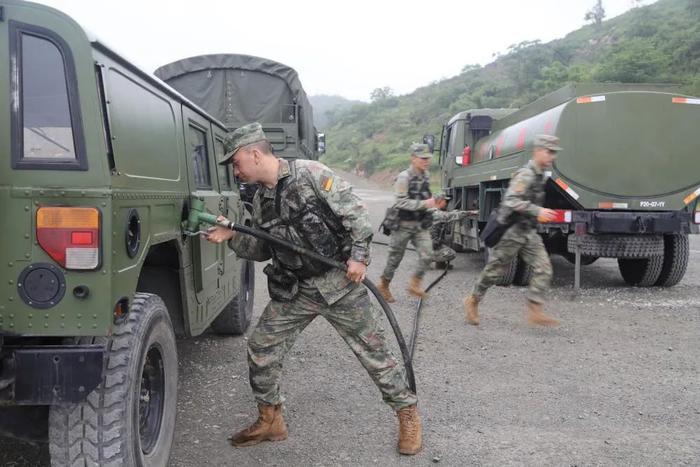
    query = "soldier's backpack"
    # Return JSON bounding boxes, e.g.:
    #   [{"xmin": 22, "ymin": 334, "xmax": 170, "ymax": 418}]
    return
[{"xmin": 480, "ymin": 209, "xmax": 511, "ymax": 247}]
